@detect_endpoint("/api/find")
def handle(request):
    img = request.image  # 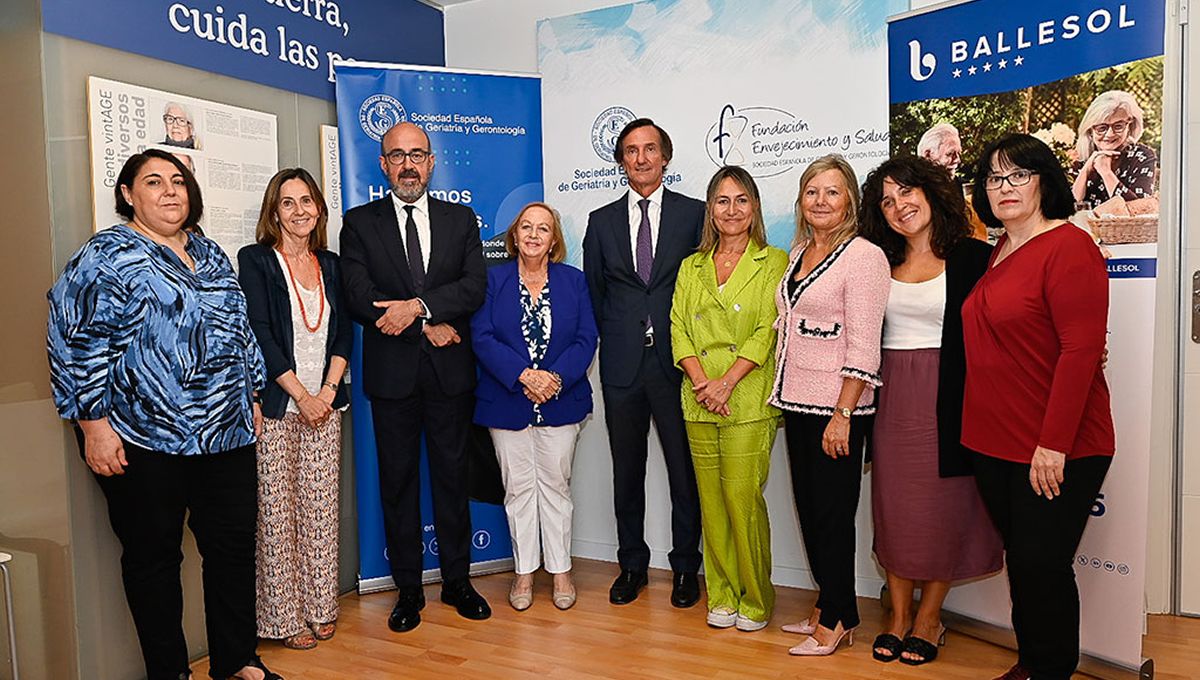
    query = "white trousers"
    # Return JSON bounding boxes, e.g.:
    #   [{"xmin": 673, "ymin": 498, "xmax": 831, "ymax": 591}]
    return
[{"xmin": 489, "ymin": 422, "xmax": 581, "ymax": 575}]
